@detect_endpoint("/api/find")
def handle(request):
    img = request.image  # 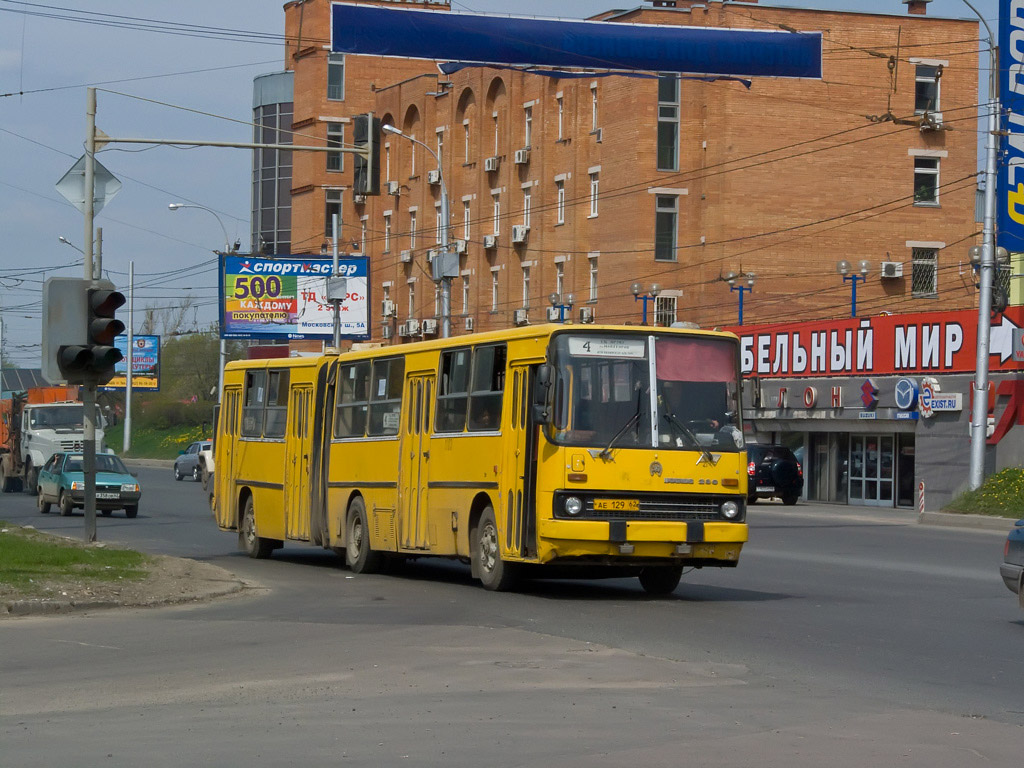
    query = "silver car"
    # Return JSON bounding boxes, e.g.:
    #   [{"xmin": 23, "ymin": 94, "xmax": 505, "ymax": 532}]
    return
[{"xmin": 173, "ymin": 440, "xmax": 211, "ymax": 482}]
